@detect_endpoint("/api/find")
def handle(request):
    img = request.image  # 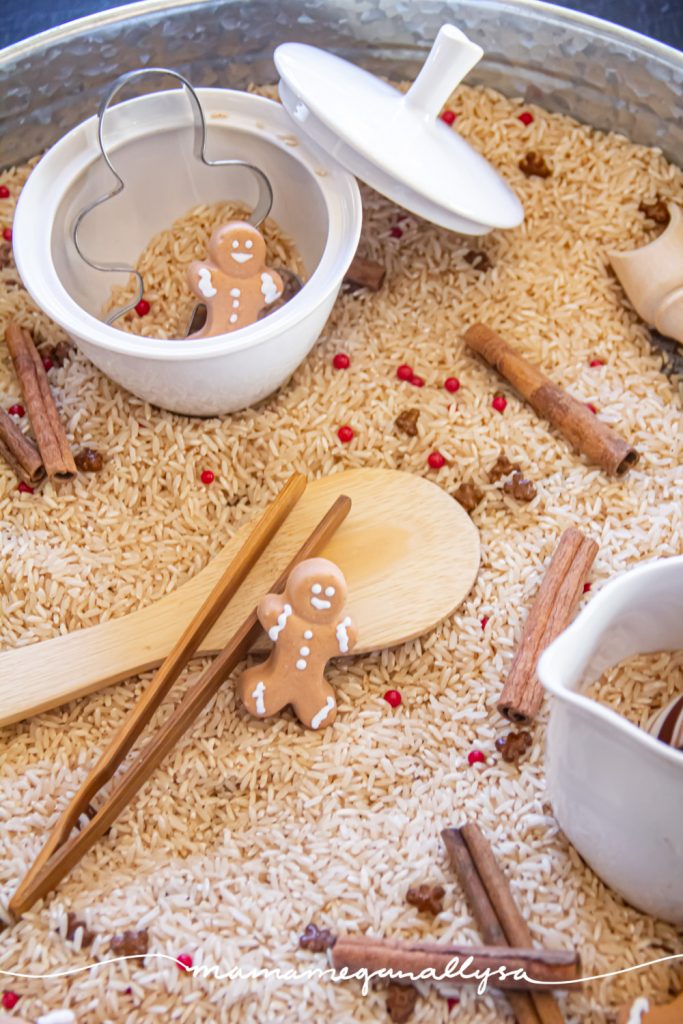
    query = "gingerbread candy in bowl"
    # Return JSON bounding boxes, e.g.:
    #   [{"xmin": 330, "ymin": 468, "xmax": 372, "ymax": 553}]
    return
[
  {"xmin": 188, "ymin": 221, "xmax": 284, "ymax": 337},
  {"xmin": 238, "ymin": 557, "xmax": 357, "ymax": 730}
]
